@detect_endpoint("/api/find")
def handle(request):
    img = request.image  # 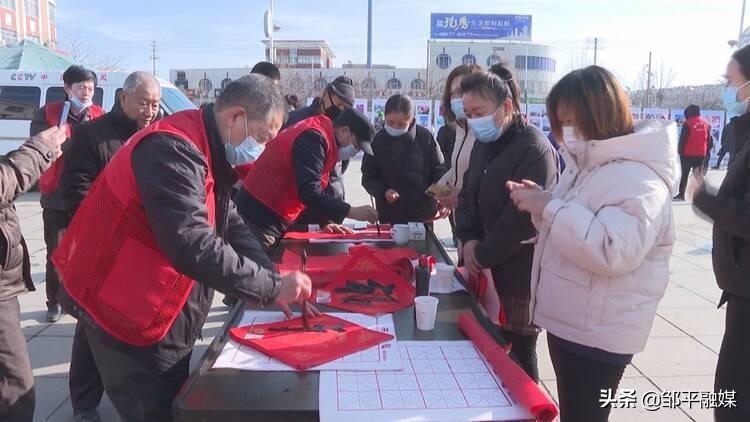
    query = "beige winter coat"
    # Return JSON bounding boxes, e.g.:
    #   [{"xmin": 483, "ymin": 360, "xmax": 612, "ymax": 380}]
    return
[{"xmin": 530, "ymin": 120, "xmax": 680, "ymax": 354}]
